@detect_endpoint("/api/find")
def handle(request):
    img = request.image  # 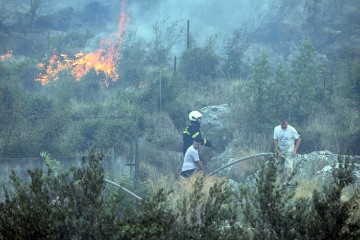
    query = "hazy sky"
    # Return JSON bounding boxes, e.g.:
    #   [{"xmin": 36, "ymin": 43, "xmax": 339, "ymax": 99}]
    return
[
  {"xmin": 13, "ymin": 0, "xmax": 272, "ymax": 47},
  {"xmin": 126, "ymin": 0, "xmax": 268, "ymax": 38},
  {"xmin": 123, "ymin": 0, "xmax": 273, "ymax": 55},
  {"xmin": 9, "ymin": 0, "xmax": 279, "ymax": 57}
]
